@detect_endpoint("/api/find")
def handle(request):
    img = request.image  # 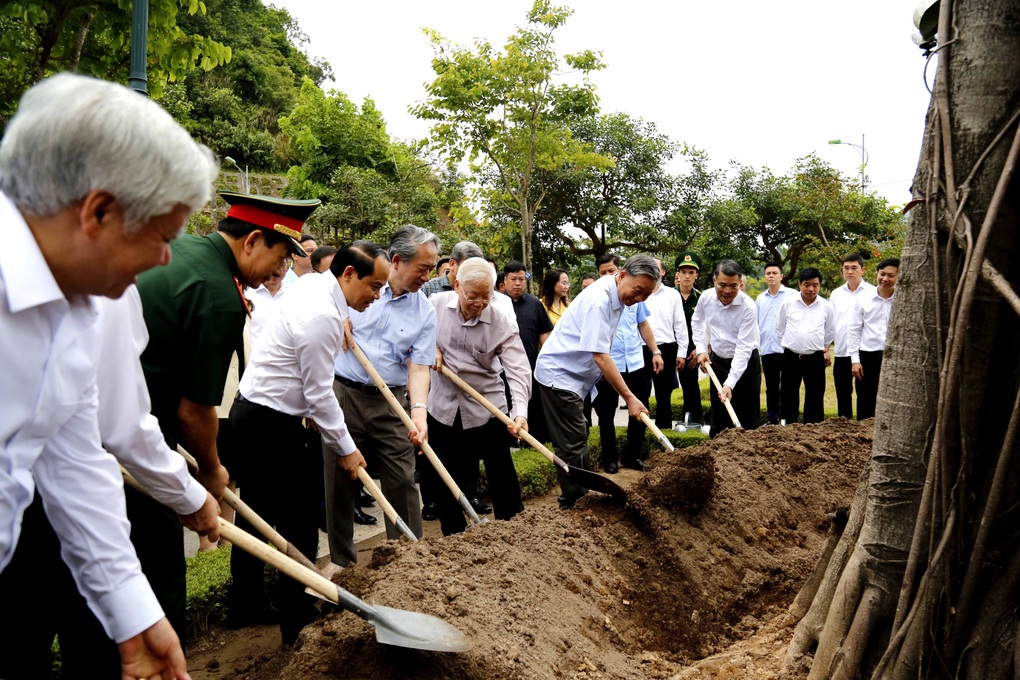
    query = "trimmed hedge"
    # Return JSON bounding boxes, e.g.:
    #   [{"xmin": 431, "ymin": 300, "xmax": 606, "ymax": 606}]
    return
[
  {"xmin": 186, "ymin": 544, "xmax": 234, "ymax": 636},
  {"xmin": 585, "ymin": 426, "xmax": 707, "ymax": 469}
]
